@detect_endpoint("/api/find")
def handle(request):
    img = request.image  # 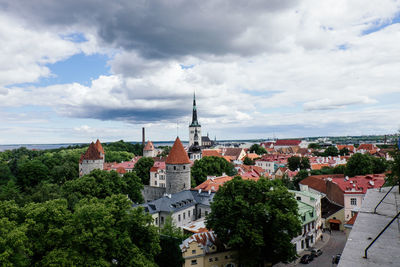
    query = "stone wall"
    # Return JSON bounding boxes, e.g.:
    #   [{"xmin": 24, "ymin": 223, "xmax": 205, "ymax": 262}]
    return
[
  {"xmin": 141, "ymin": 185, "xmax": 166, "ymax": 202},
  {"xmin": 166, "ymin": 163, "xmax": 191, "ymax": 194},
  {"xmin": 79, "ymin": 159, "xmax": 104, "ymax": 177}
]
